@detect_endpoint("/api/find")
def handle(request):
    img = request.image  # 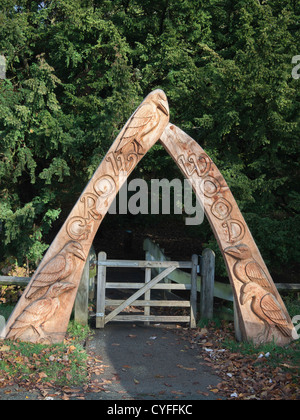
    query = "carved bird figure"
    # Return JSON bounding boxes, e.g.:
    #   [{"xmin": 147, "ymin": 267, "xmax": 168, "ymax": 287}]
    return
[
  {"xmin": 115, "ymin": 90, "xmax": 169, "ymax": 155},
  {"xmin": 7, "ymin": 282, "xmax": 76, "ymax": 342},
  {"xmin": 224, "ymin": 244, "xmax": 273, "ymax": 293},
  {"xmin": 240, "ymin": 283, "xmax": 292, "ymax": 340},
  {"xmin": 26, "ymin": 241, "xmax": 86, "ymax": 301}
]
